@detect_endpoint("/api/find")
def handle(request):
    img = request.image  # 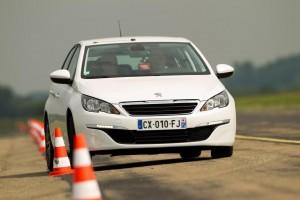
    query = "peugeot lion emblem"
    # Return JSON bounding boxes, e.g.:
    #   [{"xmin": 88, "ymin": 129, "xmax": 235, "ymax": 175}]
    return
[{"xmin": 154, "ymin": 92, "xmax": 162, "ymax": 97}]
